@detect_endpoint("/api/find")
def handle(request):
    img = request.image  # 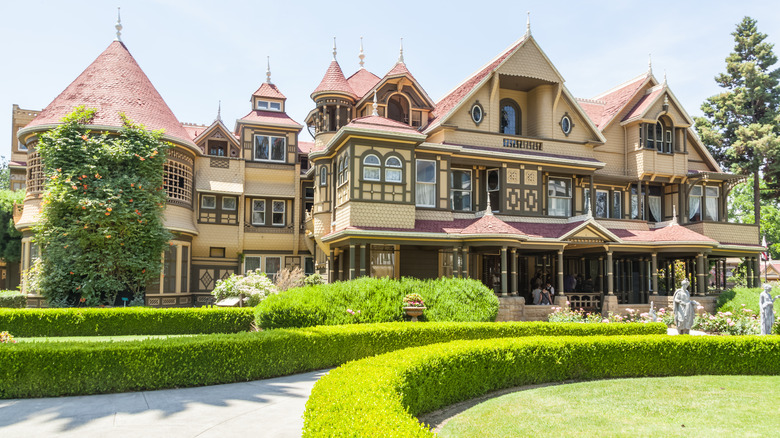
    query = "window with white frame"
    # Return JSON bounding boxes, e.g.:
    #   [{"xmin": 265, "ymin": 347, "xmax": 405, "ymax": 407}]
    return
[
  {"xmin": 612, "ymin": 191, "xmax": 622, "ymax": 219},
  {"xmin": 416, "ymin": 159, "xmax": 436, "ymax": 207},
  {"xmin": 272, "ymin": 200, "xmax": 286, "ymax": 226},
  {"xmin": 254, "ymin": 135, "xmax": 286, "ymax": 162},
  {"xmin": 548, "ymin": 177, "xmax": 571, "ymax": 216},
  {"xmin": 256, "ymin": 100, "xmax": 282, "ymax": 111},
  {"xmin": 363, "ymin": 154, "xmax": 381, "ymax": 181},
  {"xmin": 245, "ymin": 256, "xmax": 261, "ymax": 274},
  {"xmin": 337, "ymin": 153, "xmax": 349, "ymax": 186},
  {"xmin": 201, "ymin": 195, "xmax": 217, "ymax": 209},
  {"xmin": 451, "ymin": 169, "xmax": 472, "ymax": 211},
  {"xmin": 320, "ymin": 166, "xmax": 328, "ymax": 186},
  {"xmin": 222, "ymin": 196, "xmax": 237, "ymax": 211},
  {"xmin": 689, "ymin": 186, "xmax": 702, "ymax": 222},
  {"xmin": 252, "ymin": 199, "xmax": 265, "ymax": 225},
  {"xmin": 705, "ymin": 186, "xmax": 719, "ymax": 221},
  {"xmin": 385, "ymin": 156, "xmax": 402, "ymax": 182}
]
